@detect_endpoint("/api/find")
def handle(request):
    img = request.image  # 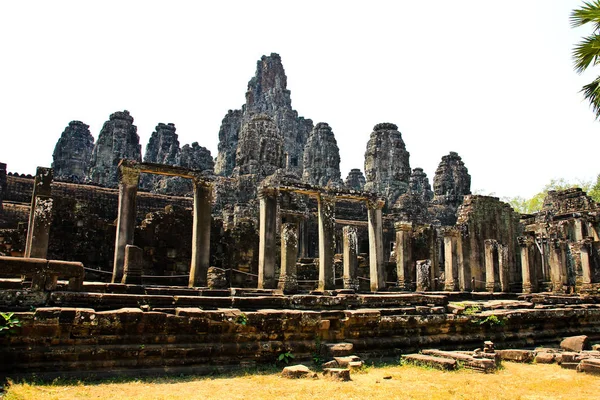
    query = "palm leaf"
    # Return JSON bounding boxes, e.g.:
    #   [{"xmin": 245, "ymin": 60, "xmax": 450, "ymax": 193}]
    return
[
  {"xmin": 573, "ymin": 34, "xmax": 600, "ymax": 73},
  {"xmin": 581, "ymin": 75, "xmax": 600, "ymax": 119},
  {"xmin": 571, "ymin": 0, "xmax": 600, "ymax": 30}
]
